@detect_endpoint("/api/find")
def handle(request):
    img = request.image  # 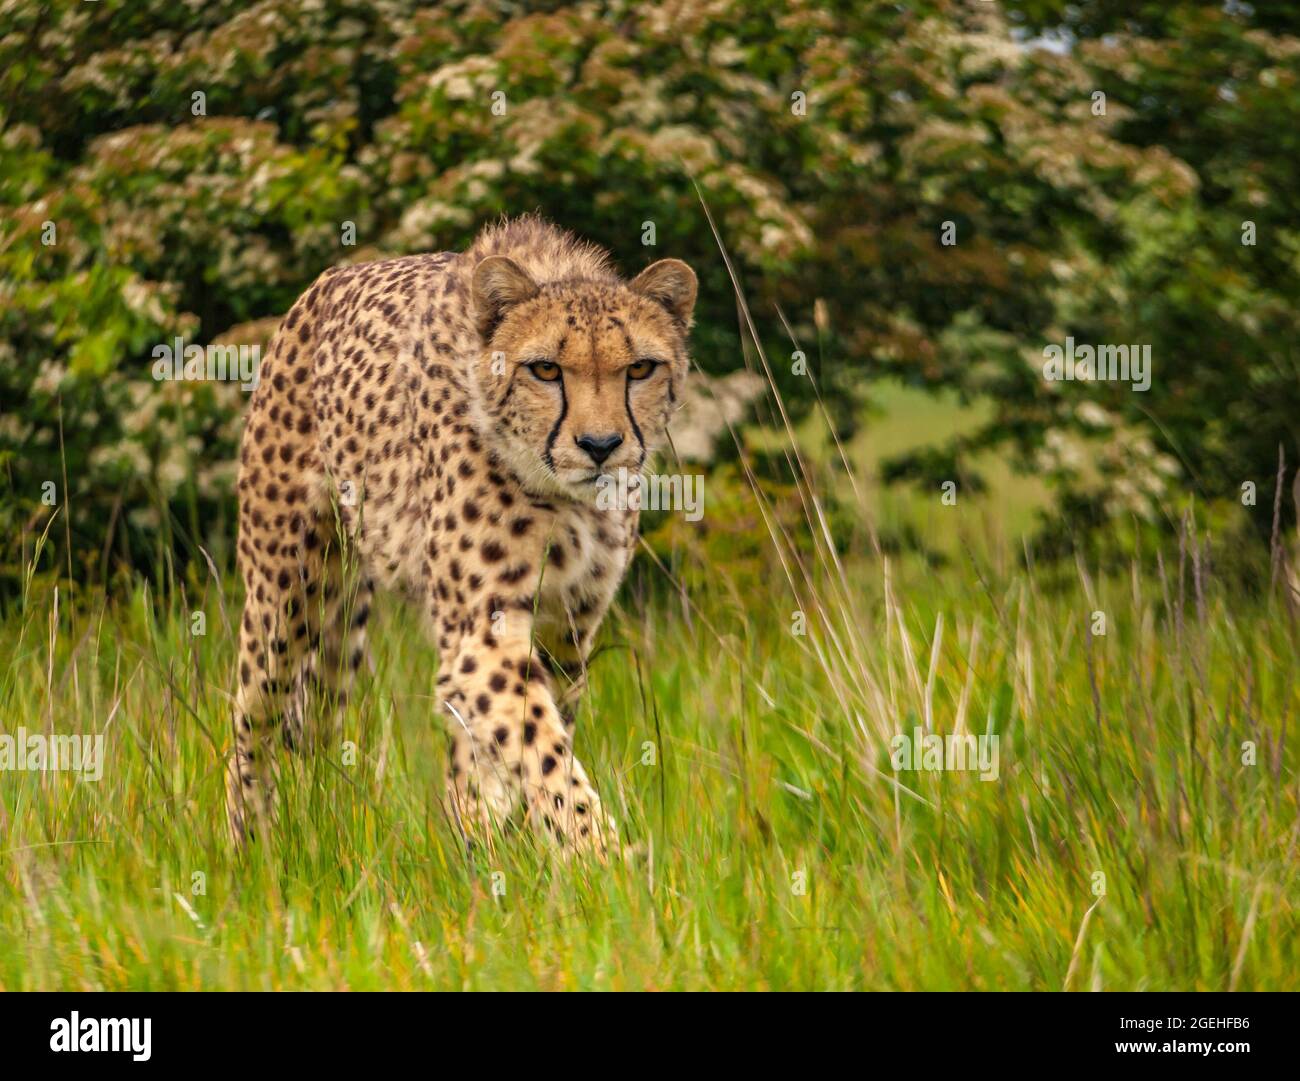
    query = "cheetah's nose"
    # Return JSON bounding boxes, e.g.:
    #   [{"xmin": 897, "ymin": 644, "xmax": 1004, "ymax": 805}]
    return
[{"xmin": 575, "ymin": 432, "xmax": 624, "ymax": 466}]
